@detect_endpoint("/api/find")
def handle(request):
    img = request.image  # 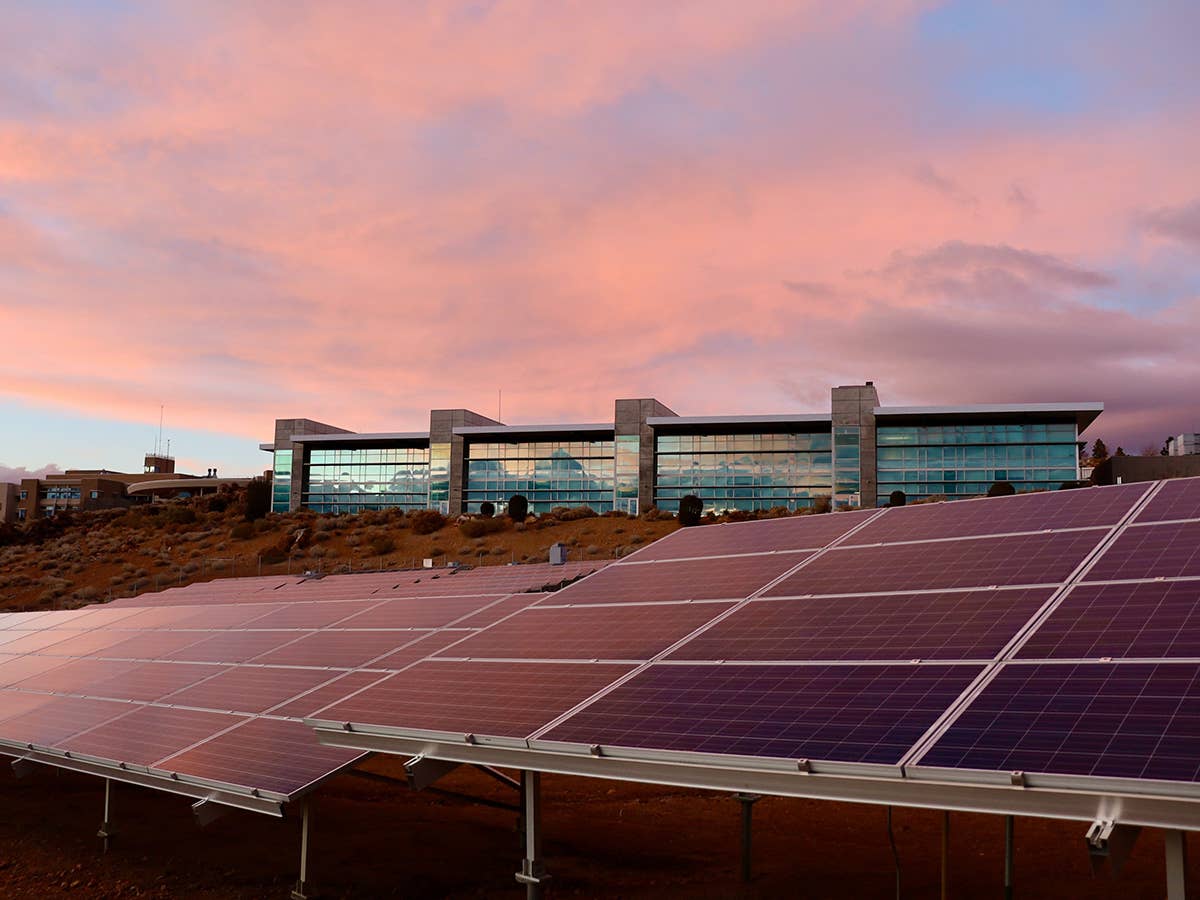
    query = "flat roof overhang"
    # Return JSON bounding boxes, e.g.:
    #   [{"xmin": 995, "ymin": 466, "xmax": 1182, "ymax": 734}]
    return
[
  {"xmin": 126, "ymin": 477, "xmax": 253, "ymax": 496},
  {"xmin": 875, "ymin": 403, "xmax": 1103, "ymax": 432},
  {"xmin": 290, "ymin": 432, "xmax": 431, "ymax": 448},
  {"xmin": 454, "ymin": 423, "xmax": 614, "ymax": 437},
  {"xmin": 647, "ymin": 414, "xmax": 832, "ymax": 434},
  {"xmin": 310, "ymin": 725, "xmax": 1200, "ymax": 831}
]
